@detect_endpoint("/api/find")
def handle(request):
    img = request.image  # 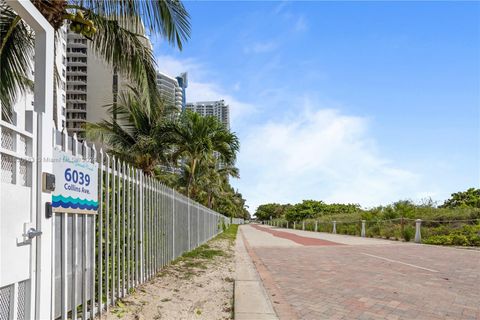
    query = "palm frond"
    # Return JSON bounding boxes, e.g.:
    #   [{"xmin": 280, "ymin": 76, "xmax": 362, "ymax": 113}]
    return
[
  {"xmin": 87, "ymin": 13, "xmax": 159, "ymax": 99},
  {"xmin": 72, "ymin": 0, "xmax": 191, "ymax": 50},
  {"xmin": 86, "ymin": 86, "xmax": 175, "ymax": 174},
  {"xmin": 0, "ymin": 3, "xmax": 34, "ymax": 119}
]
